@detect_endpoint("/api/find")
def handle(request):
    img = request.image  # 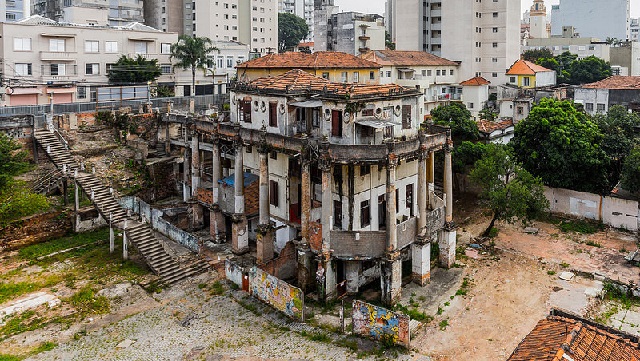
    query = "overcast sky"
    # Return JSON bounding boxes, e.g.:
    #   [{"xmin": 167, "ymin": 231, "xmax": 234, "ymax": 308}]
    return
[{"xmin": 333, "ymin": 0, "xmax": 640, "ymax": 19}]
